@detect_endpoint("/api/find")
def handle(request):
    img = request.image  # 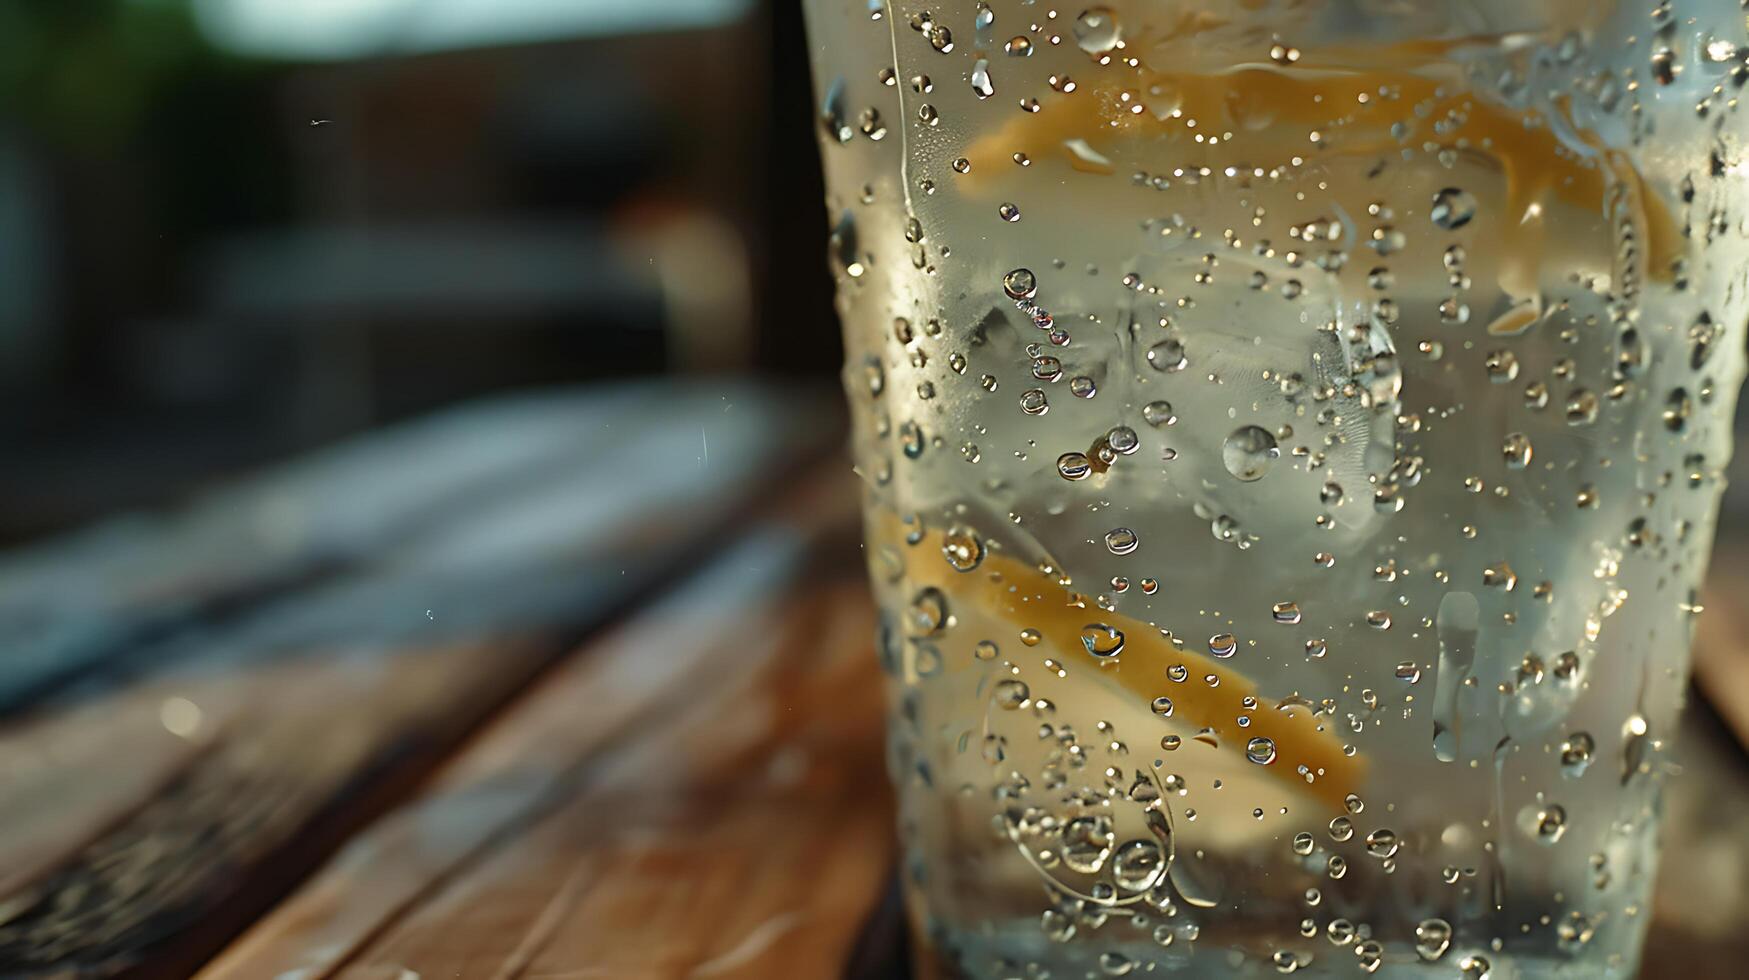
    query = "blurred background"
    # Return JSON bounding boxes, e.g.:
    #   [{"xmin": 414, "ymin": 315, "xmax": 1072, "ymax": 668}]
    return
[
  {"xmin": 1, "ymin": 3, "xmax": 1748, "ymax": 978},
  {"xmin": 0, "ymin": 0, "xmax": 837, "ymax": 544}
]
